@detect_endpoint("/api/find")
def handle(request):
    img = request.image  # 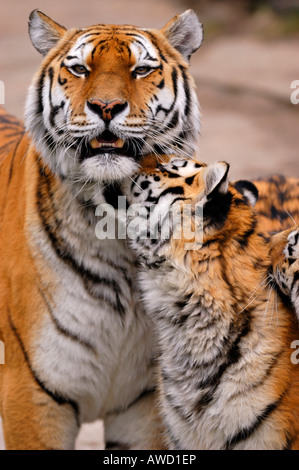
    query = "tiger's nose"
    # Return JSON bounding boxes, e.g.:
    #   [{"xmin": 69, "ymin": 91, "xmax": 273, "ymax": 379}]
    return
[{"xmin": 87, "ymin": 99, "xmax": 128, "ymax": 121}]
